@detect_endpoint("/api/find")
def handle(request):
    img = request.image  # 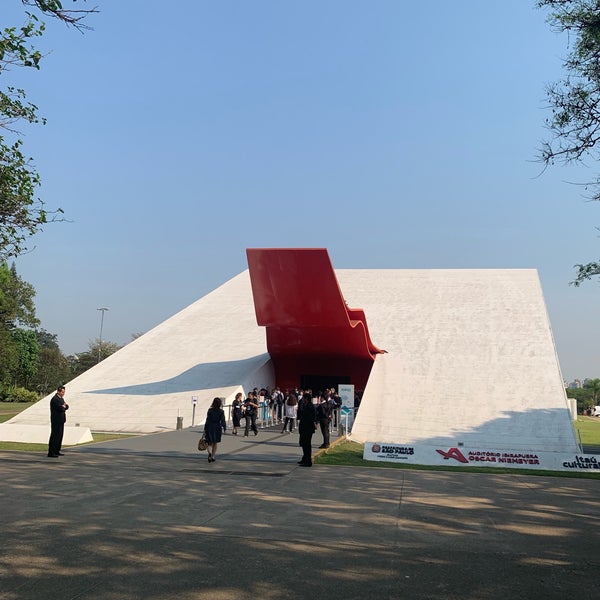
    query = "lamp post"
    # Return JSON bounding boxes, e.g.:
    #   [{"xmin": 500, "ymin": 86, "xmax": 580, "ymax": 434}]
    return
[{"xmin": 97, "ymin": 307, "xmax": 109, "ymax": 363}]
